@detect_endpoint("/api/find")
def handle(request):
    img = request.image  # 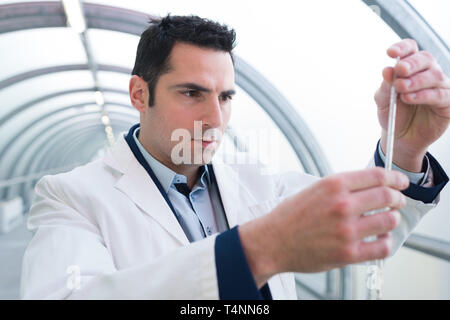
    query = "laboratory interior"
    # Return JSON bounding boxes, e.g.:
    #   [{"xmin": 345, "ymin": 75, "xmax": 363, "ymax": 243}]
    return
[{"xmin": 0, "ymin": 0, "xmax": 449, "ymax": 300}]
